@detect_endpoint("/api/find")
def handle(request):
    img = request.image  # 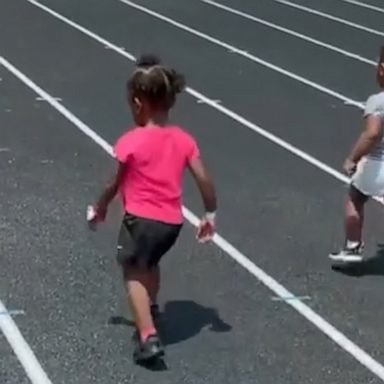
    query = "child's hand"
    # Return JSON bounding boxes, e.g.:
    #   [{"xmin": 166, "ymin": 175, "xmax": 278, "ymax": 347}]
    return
[
  {"xmin": 86, "ymin": 205, "xmax": 106, "ymax": 231},
  {"xmin": 343, "ymin": 158, "xmax": 357, "ymax": 176},
  {"xmin": 196, "ymin": 213, "xmax": 216, "ymax": 243}
]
